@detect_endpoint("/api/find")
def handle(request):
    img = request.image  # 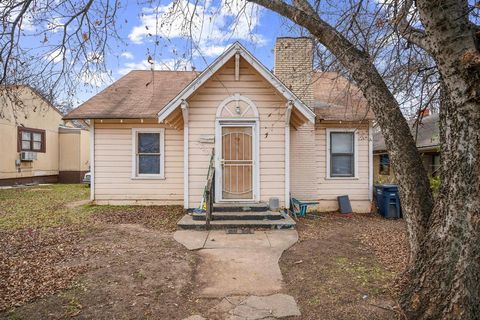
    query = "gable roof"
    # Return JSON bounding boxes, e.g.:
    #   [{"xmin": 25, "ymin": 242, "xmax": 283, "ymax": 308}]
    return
[
  {"xmin": 373, "ymin": 113, "xmax": 440, "ymax": 152},
  {"xmin": 157, "ymin": 42, "xmax": 315, "ymax": 123},
  {"xmin": 64, "ymin": 71, "xmax": 198, "ymax": 119},
  {"xmin": 64, "ymin": 43, "xmax": 373, "ymax": 122},
  {"xmin": 313, "ymin": 72, "xmax": 374, "ymax": 122}
]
